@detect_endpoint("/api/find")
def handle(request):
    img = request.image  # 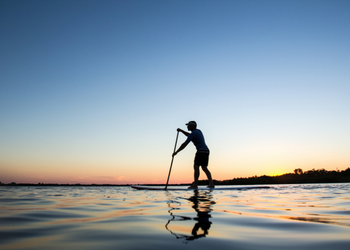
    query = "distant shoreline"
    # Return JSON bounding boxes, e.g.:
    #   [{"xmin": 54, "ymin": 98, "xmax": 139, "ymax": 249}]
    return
[
  {"xmin": 1, "ymin": 181, "xmax": 349, "ymax": 187},
  {"xmin": 1, "ymin": 168, "xmax": 349, "ymax": 187}
]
